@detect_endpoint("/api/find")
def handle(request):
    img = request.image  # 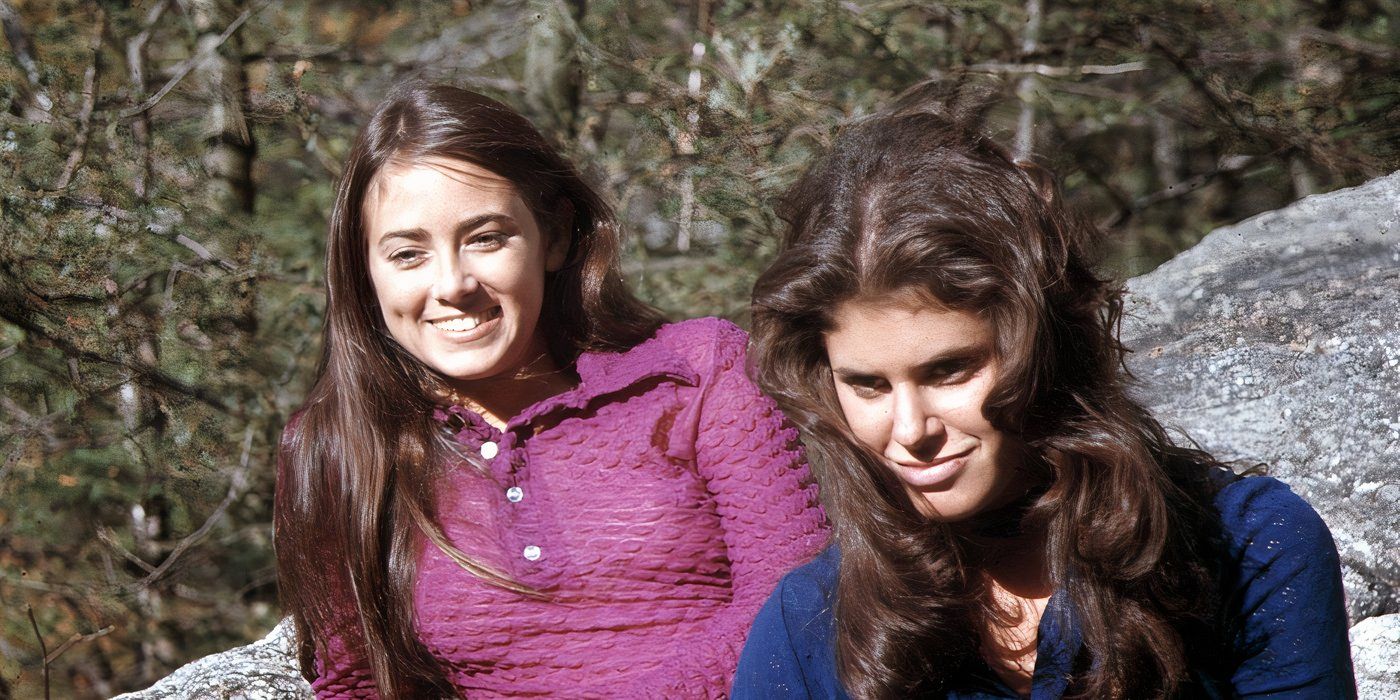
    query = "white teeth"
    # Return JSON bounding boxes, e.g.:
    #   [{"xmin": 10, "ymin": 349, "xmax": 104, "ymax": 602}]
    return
[
  {"xmin": 430, "ymin": 308, "xmax": 498, "ymax": 333},
  {"xmin": 433, "ymin": 317, "xmax": 480, "ymax": 332}
]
